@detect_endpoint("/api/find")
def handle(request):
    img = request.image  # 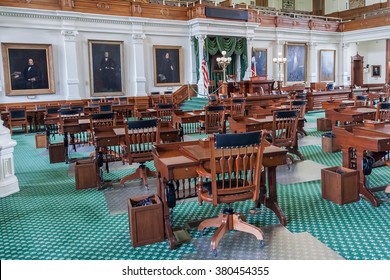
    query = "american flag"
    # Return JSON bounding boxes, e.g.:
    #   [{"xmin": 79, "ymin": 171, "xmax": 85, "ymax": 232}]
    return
[{"xmin": 202, "ymin": 57, "xmax": 209, "ymax": 92}]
